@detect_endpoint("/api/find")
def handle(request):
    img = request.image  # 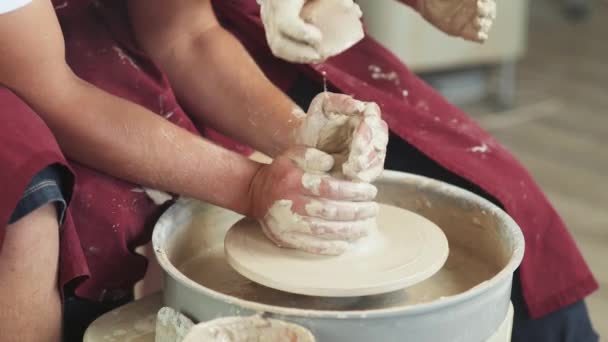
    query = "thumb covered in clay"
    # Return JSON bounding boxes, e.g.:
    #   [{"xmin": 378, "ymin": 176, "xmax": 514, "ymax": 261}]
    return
[
  {"xmin": 297, "ymin": 92, "xmax": 389, "ymax": 183},
  {"xmin": 285, "ymin": 146, "xmax": 335, "ymax": 173}
]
